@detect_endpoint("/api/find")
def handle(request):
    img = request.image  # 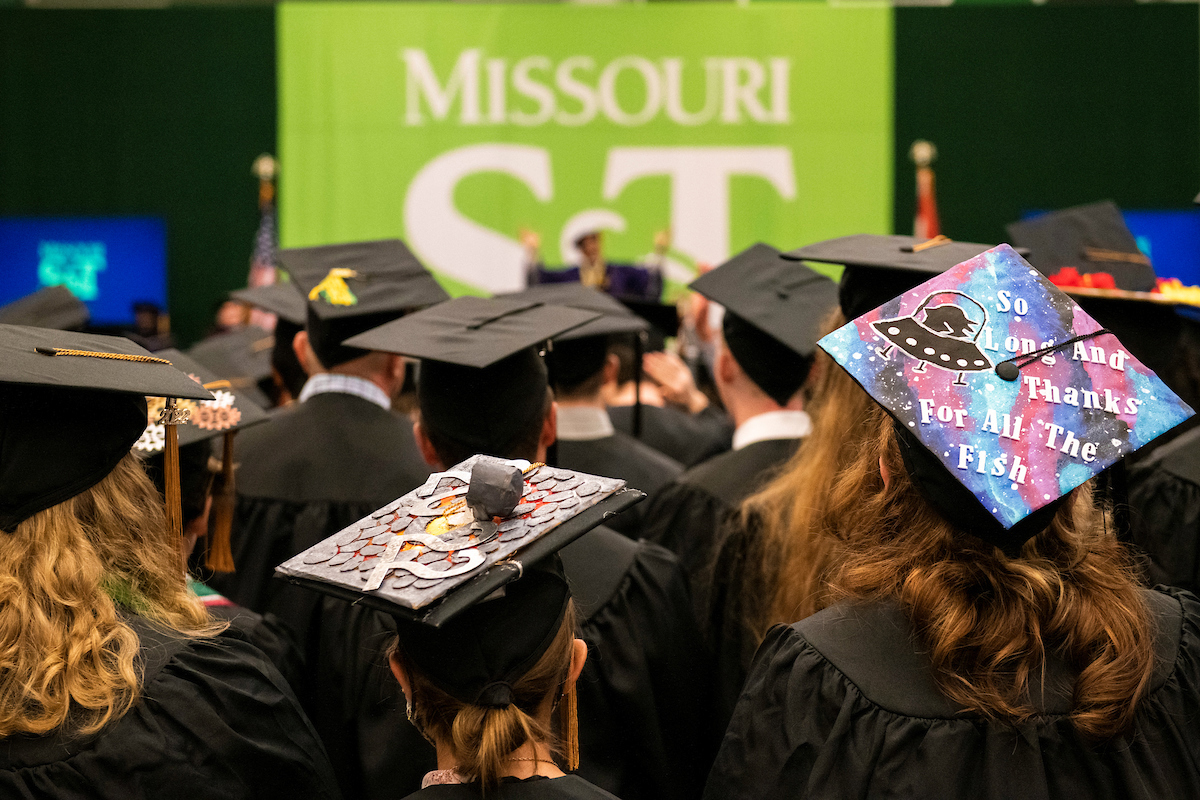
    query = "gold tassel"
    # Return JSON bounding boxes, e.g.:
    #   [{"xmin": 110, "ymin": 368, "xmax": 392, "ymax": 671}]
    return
[
  {"xmin": 162, "ymin": 398, "xmax": 184, "ymax": 550},
  {"xmin": 560, "ymin": 682, "xmax": 579, "ymax": 772},
  {"xmin": 206, "ymin": 431, "xmax": 237, "ymax": 573}
]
